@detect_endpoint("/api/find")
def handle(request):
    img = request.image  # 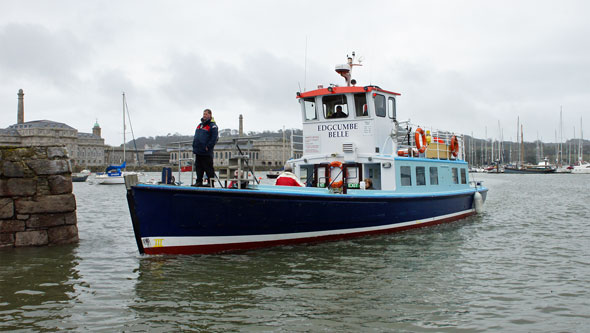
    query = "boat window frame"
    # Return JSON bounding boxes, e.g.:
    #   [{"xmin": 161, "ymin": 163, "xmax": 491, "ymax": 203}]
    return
[
  {"xmin": 354, "ymin": 93, "xmax": 368, "ymax": 117},
  {"xmin": 388, "ymin": 97, "xmax": 396, "ymax": 120},
  {"xmin": 429, "ymin": 166, "xmax": 439, "ymax": 185},
  {"xmin": 416, "ymin": 166, "xmax": 426, "ymax": 186},
  {"xmin": 302, "ymin": 97, "xmax": 317, "ymax": 121},
  {"xmin": 452, "ymin": 168, "xmax": 459, "ymax": 184},
  {"xmin": 400, "ymin": 165, "xmax": 412, "ymax": 186},
  {"xmin": 375, "ymin": 94, "xmax": 386, "ymax": 118},
  {"xmin": 322, "ymin": 94, "xmax": 349, "ymax": 119},
  {"xmin": 460, "ymin": 168, "xmax": 467, "ymax": 184}
]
